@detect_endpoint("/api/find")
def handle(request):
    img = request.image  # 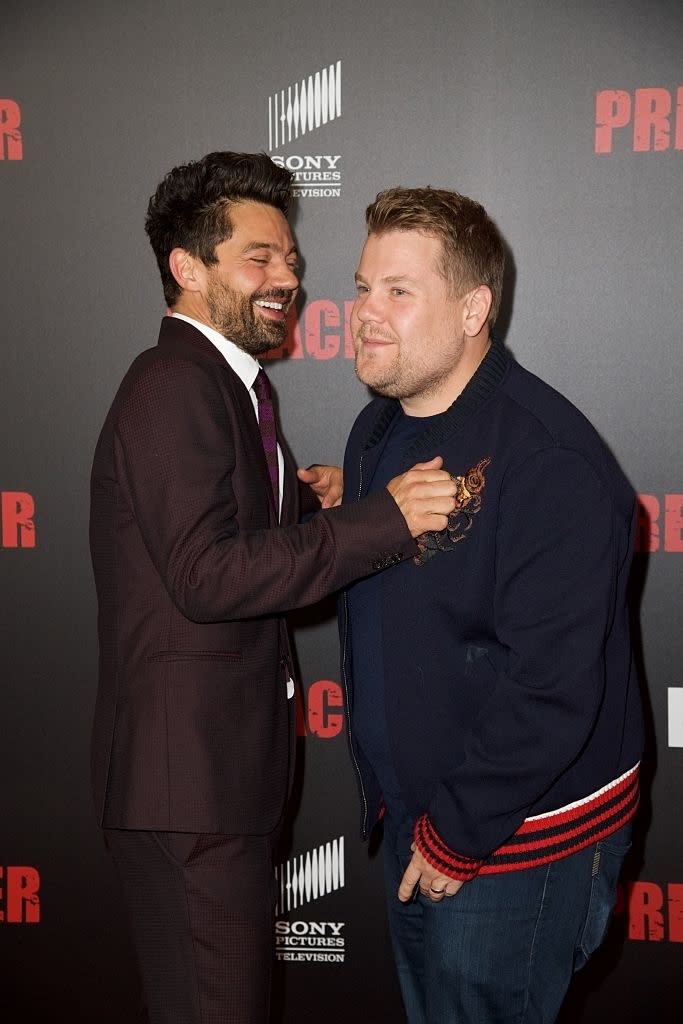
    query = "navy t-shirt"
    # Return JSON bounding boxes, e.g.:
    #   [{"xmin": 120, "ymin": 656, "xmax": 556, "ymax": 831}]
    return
[{"xmin": 347, "ymin": 407, "xmax": 444, "ymax": 806}]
